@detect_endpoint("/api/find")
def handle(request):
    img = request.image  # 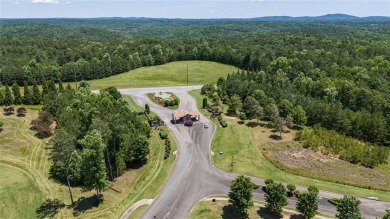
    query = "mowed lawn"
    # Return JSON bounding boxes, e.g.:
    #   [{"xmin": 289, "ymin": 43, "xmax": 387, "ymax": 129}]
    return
[
  {"xmin": 0, "ymin": 163, "xmax": 44, "ymax": 219},
  {"xmin": 189, "ymin": 200, "xmax": 295, "ymax": 219},
  {"xmin": 0, "ymin": 98, "xmax": 177, "ymax": 218},
  {"xmin": 189, "ymin": 90, "xmax": 390, "ymax": 202},
  {"xmin": 83, "ymin": 61, "xmax": 237, "ymax": 90}
]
